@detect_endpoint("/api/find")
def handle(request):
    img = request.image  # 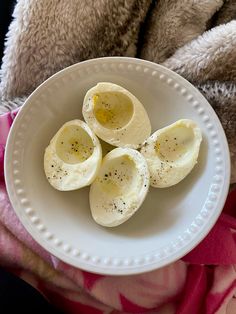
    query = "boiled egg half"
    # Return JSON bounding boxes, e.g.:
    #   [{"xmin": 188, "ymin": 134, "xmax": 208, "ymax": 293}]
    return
[
  {"xmin": 82, "ymin": 82, "xmax": 151, "ymax": 149},
  {"xmin": 141, "ymin": 119, "xmax": 202, "ymax": 188},
  {"xmin": 44, "ymin": 119, "xmax": 102, "ymax": 191},
  {"xmin": 90, "ymin": 148, "xmax": 150, "ymax": 227}
]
